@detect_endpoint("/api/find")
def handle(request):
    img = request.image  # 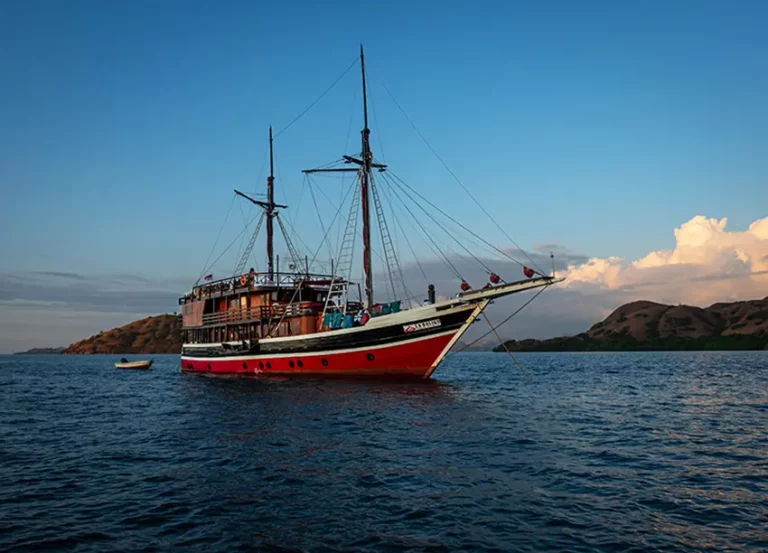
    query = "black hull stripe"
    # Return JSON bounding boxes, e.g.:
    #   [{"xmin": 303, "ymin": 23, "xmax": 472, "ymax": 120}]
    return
[{"xmin": 182, "ymin": 310, "xmax": 472, "ymax": 358}]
